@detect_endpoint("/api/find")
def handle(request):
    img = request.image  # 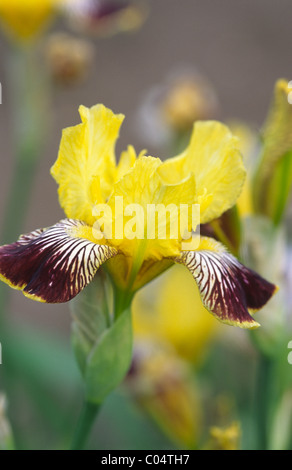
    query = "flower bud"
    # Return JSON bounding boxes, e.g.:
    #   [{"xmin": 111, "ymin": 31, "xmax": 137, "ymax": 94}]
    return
[{"xmin": 45, "ymin": 32, "xmax": 94, "ymax": 86}]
